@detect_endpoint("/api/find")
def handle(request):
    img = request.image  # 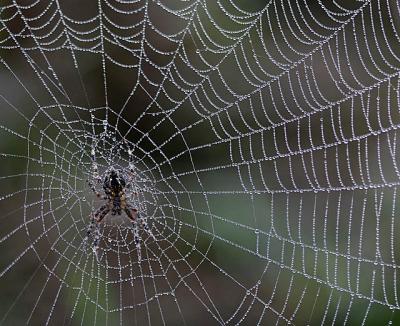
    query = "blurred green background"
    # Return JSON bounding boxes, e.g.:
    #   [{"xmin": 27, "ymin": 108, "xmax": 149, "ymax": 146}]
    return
[{"xmin": 1, "ymin": 0, "xmax": 400, "ymax": 325}]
